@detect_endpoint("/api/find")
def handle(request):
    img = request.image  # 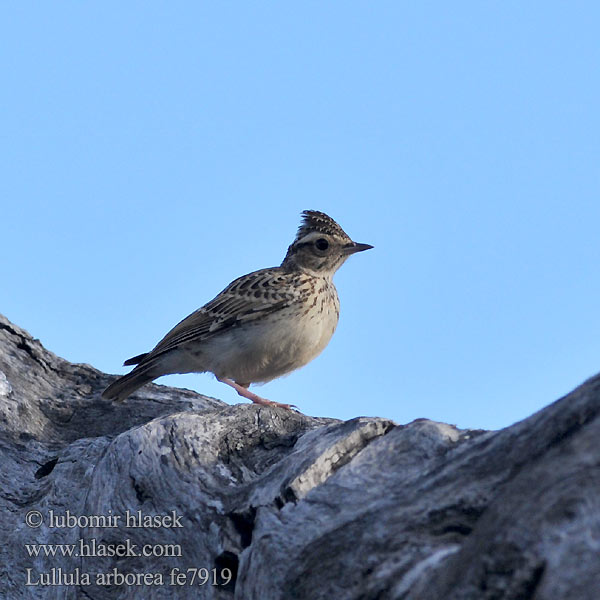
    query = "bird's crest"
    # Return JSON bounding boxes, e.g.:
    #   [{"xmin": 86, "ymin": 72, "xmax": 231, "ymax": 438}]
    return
[{"xmin": 295, "ymin": 210, "xmax": 350, "ymax": 242}]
